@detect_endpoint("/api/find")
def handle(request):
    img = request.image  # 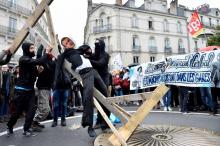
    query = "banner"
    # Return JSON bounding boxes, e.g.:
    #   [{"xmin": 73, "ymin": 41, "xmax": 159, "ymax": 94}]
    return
[
  {"xmin": 187, "ymin": 11, "xmax": 204, "ymax": 38},
  {"xmin": 111, "ymin": 54, "xmax": 123, "ymax": 71},
  {"xmin": 129, "ymin": 50, "xmax": 220, "ymax": 89}
]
